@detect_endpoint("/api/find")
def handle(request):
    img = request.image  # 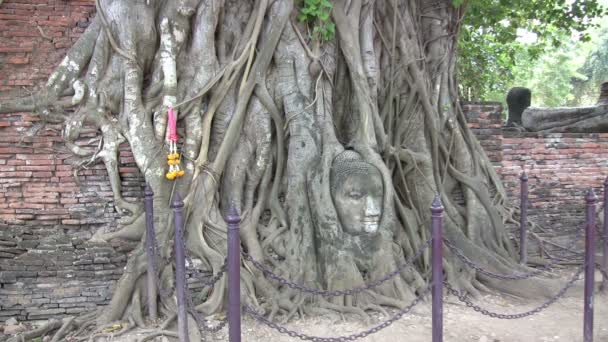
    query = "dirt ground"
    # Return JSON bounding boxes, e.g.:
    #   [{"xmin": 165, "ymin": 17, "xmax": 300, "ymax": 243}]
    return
[
  {"xmin": 115, "ymin": 273, "xmax": 607, "ymax": 342},
  {"xmin": 2, "ymin": 273, "xmax": 606, "ymax": 342}
]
